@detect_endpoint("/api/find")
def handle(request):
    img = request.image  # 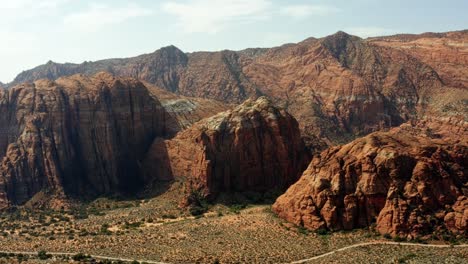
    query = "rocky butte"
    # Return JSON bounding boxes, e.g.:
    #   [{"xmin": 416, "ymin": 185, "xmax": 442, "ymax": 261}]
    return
[
  {"xmin": 0, "ymin": 30, "xmax": 466, "ymax": 240},
  {"xmin": 0, "ymin": 73, "xmax": 226, "ymax": 209},
  {"xmin": 273, "ymin": 123, "xmax": 467, "ymax": 237},
  {"xmin": 143, "ymin": 97, "xmax": 311, "ymax": 206}
]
